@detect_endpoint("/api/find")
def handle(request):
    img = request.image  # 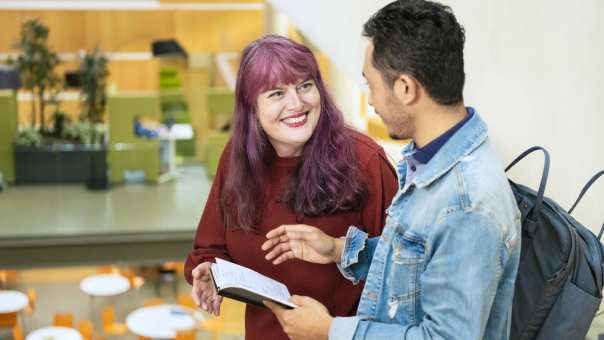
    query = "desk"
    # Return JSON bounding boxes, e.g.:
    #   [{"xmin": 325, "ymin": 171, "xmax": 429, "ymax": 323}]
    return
[
  {"xmin": 126, "ymin": 304, "xmax": 204, "ymax": 339},
  {"xmin": 26, "ymin": 326, "xmax": 82, "ymax": 340},
  {"xmin": 80, "ymin": 274, "xmax": 130, "ymax": 297},
  {"xmin": 157, "ymin": 124, "xmax": 194, "ymax": 184},
  {"xmin": 80, "ymin": 274, "xmax": 130, "ymax": 325},
  {"xmin": 0, "ymin": 290, "xmax": 28, "ymax": 313}
]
